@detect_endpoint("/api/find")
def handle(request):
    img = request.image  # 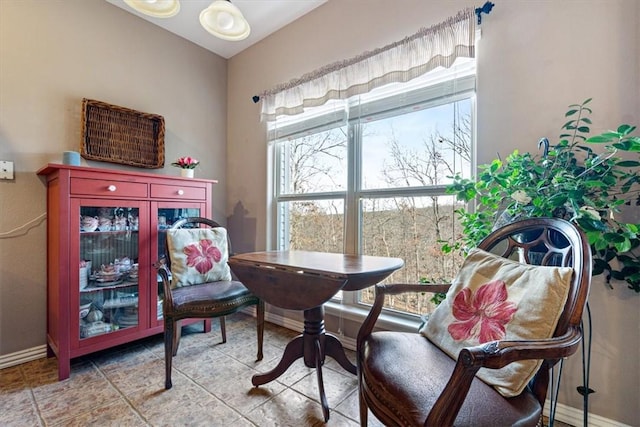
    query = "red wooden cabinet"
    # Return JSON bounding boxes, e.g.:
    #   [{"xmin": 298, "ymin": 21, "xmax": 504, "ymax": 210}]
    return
[{"xmin": 38, "ymin": 164, "xmax": 216, "ymax": 380}]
